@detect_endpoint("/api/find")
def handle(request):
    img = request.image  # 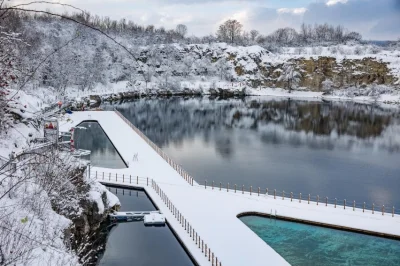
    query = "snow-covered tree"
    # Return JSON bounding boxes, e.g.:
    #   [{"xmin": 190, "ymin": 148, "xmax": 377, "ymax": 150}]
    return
[
  {"xmin": 215, "ymin": 57, "xmax": 231, "ymax": 81},
  {"xmin": 250, "ymin": 30, "xmax": 259, "ymax": 42},
  {"xmin": 278, "ymin": 62, "xmax": 301, "ymax": 93},
  {"xmin": 322, "ymin": 79, "xmax": 334, "ymax": 94},
  {"xmin": 0, "ymin": 28, "xmax": 23, "ymax": 132}
]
